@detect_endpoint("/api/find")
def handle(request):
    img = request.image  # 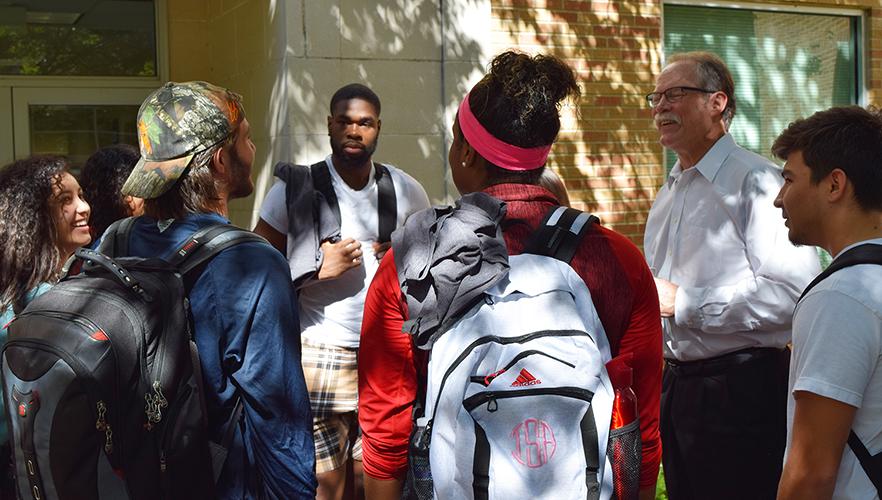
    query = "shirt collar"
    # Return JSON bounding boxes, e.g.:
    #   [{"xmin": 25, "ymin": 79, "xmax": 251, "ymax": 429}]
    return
[
  {"xmin": 483, "ymin": 183, "xmax": 559, "ymax": 205},
  {"xmin": 835, "ymin": 238, "xmax": 882, "ymax": 259},
  {"xmin": 666, "ymin": 133, "xmax": 737, "ymax": 187}
]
